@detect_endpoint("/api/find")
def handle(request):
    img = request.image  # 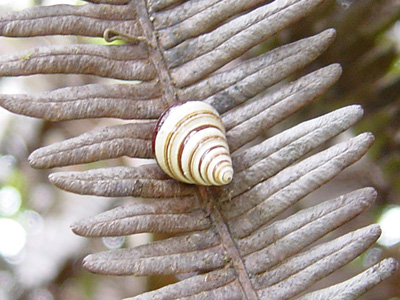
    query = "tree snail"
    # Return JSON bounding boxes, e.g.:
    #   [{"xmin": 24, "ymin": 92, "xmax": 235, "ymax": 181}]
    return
[{"xmin": 152, "ymin": 101, "xmax": 233, "ymax": 186}]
